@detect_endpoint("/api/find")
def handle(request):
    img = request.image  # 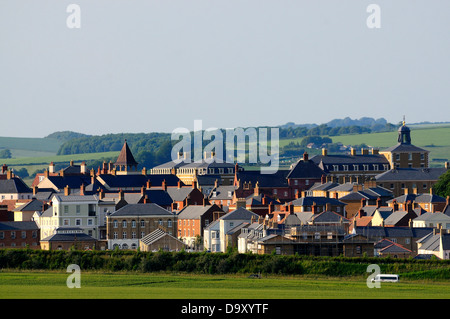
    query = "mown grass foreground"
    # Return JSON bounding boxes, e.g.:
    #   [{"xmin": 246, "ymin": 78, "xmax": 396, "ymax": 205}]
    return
[{"xmin": 1, "ymin": 270, "xmax": 450, "ymax": 299}]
